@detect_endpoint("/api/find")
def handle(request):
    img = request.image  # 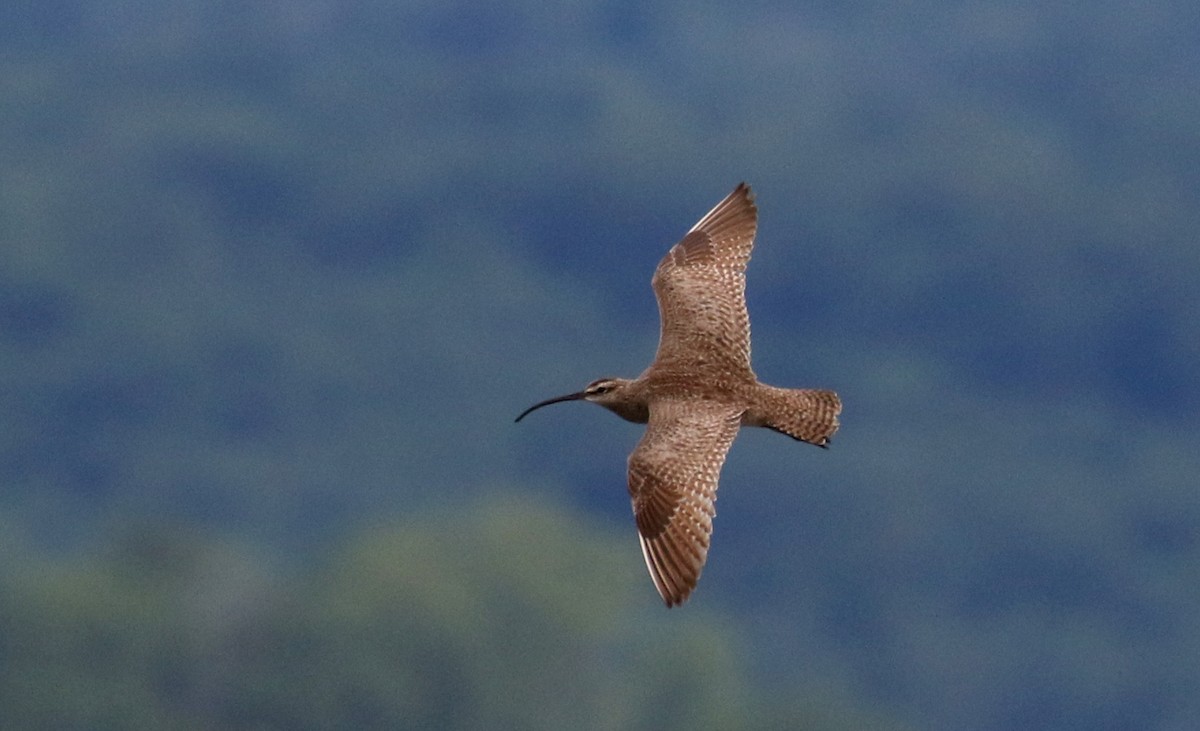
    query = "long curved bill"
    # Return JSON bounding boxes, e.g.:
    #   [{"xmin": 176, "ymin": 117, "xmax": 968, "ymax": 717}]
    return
[{"xmin": 514, "ymin": 391, "xmax": 587, "ymax": 422}]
